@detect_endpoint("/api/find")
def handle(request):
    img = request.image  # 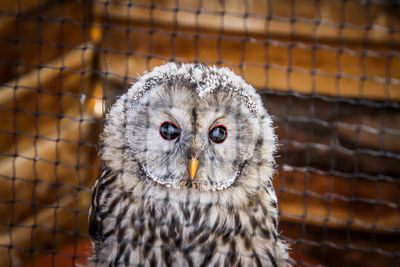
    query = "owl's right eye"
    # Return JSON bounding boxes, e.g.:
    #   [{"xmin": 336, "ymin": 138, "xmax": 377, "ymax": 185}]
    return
[{"xmin": 159, "ymin": 121, "xmax": 180, "ymax": 141}]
